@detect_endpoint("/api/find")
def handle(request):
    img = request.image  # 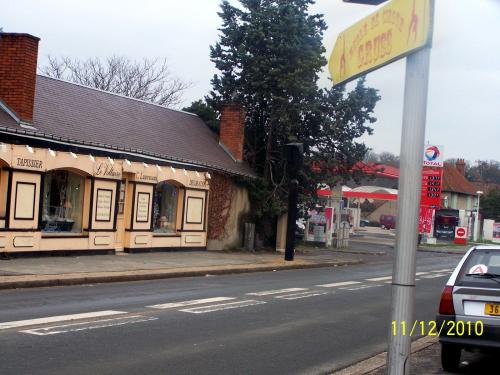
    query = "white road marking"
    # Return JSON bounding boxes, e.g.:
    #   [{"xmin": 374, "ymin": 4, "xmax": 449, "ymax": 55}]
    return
[
  {"xmin": 147, "ymin": 297, "xmax": 235, "ymax": 309},
  {"xmin": 316, "ymin": 281, "xmax": 361, "ymax": 288},
  {"xmin": 21, "ymin": 315, "xmax": 157, "ymax": 336},
  {"xmin": 0, "ymin": 310, "xmax": 127, "ymax": 330},
  {"xmin": 180, "ymin": 300, "xmax": 266, "ymax": 314},
  {"xmin": 246, "ymin": 288, "xmax": 308, "ymax": 296},
  {"xmin": 420, "ymin": 273, "xmax": 448, "ymax": 279},
  {"xmin": 431, "ymin": 269, "xmax": 453, "ymax": 273},
  {"xmin": 275, "ymin": 291, "xmax": 328, "ymax": 300},
  {"xmin": 339, "ymin": 284, "xmax": 383, "ymax": 291},
  {"xmin": 415, "ymin": 272, "xmax": 429, "ymax": 276},
  {"xmin": 366, "ymin": 276, "xmax": 392, "ymax": 282}
]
